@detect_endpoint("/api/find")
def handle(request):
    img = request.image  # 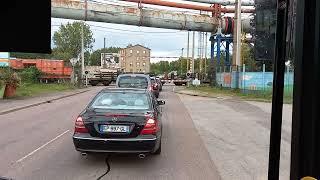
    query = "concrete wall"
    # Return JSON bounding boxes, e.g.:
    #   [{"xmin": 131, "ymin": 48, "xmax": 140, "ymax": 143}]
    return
[{"xmin": 216, "ymin": 71, "xmax": 294, "ymax": 91}]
